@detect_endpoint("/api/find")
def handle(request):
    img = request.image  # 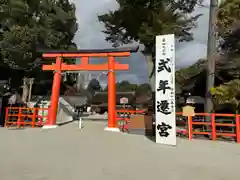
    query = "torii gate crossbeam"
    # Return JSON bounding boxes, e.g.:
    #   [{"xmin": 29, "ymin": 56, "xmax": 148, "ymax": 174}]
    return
[{"xmin": 40, "ymin": 46, "xmax": 139, "ymax": 131}]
